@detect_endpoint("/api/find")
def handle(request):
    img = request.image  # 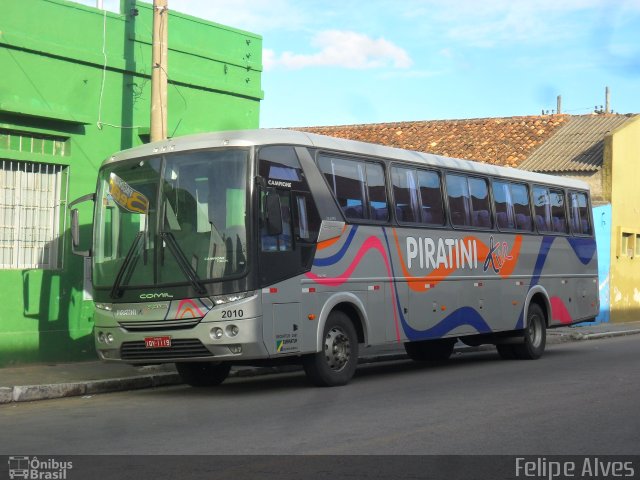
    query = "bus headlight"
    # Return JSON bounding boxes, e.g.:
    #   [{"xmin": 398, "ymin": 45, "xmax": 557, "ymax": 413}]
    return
[
  {"xmin": 211, "ymin": 291, "xmax": 254, "ymax": 306},
  {"xmin": 106, "ymin": 333, "xmax": 114, "ymax": 344},
  {"xmin": 98, "ymin": 332, "xmax": 106, "ymax": 343}
]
